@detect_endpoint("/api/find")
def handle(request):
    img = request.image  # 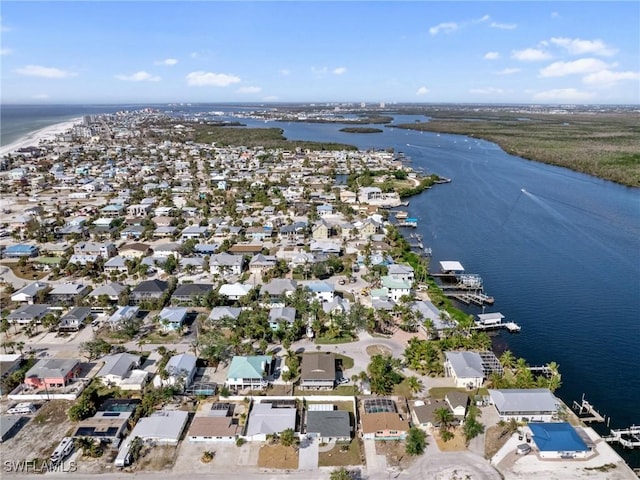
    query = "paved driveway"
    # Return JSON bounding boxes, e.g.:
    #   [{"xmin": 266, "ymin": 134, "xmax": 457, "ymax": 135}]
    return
[{"xmin": 297, "ymin": 436, "xmax": 319, "ymax": 470}]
